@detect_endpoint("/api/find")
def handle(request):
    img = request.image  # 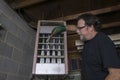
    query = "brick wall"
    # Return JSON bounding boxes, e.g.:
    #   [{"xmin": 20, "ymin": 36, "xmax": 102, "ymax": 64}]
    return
[{"xmin": 0, "ymin": 0, "xmax": 36, "ymax": 80}]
